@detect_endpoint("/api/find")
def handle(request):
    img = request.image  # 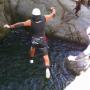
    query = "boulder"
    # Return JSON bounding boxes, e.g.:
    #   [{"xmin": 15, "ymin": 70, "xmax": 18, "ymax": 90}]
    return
[
  {"xmin": 64, "ymin": 66, "xmax": 90, "ymax": 90},
  {"xmin": 65, "ymin": 55, "xmax": 90, "ymax": 75},
  {"xmin": 1, "ymin": 0, "xmax": 90, "ymax": 44}
]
